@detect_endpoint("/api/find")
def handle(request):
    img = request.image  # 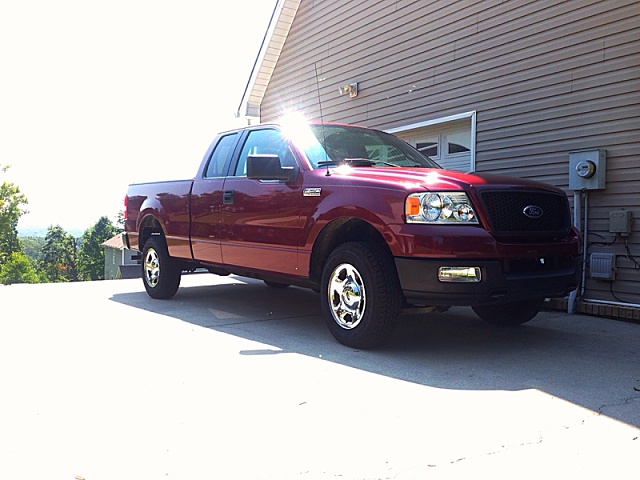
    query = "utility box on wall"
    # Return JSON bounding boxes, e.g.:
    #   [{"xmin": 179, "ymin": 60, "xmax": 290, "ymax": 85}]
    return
[
  {"xmin": 609, "ymin": 210, "xmax": 633, "ymax": 236},
  {"xmin": 590, "ymin": 252, "xmax": 616, "ymax": 281},
  {"xmin": 569, "ymin": 149, "xmax": 607, "ymax": 190}
]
